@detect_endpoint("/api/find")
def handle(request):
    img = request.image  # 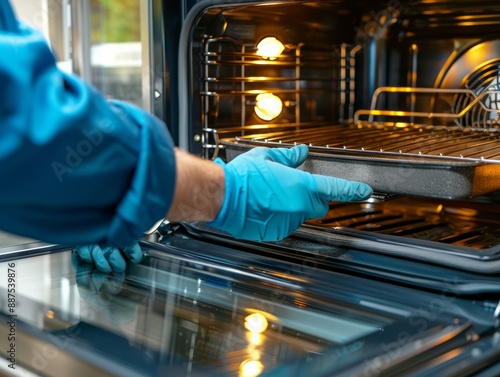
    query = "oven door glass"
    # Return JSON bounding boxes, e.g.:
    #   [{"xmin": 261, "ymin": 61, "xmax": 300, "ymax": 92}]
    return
[{"xmin": 0, "ymin": 242, "xmax": 478, "ymax": 377}]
